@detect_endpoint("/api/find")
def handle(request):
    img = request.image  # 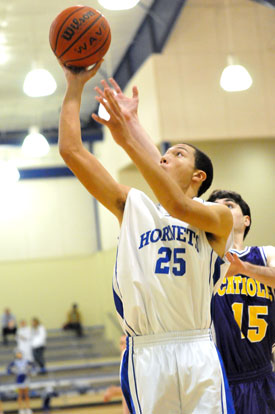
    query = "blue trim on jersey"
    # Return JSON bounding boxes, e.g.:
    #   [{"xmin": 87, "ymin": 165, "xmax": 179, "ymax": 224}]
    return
[
  {"xmin": 113, "ymin": 287, "xmax": 124, "ymax": 319},
  {"xmin": 209, "ymin": 249, "xmax": 214, "ymax": 284},
  {"xmin": 124, "ymin": 320, "xmax": 138, "ymax": 336},
  {"xmin": 221, "ymin": 383, "xmax": 224, "ymax": 414},
  {"xmin": 230, "ymin": 247, "xmax": 250, "ymax": 257},
  {"xmin": 215, "ymin": 346, "xmax": 235, "ymax": 414},
  {"xmin": 121, "ymin": 339, "xmax": 136, "ymax": 414},
  {"xmin": 131, "ymin": 339, "xmax": 142, "ymax": 413},
  {"xmin": 114, "ymin": 248, "xmax": 123, "ymax": 297},
  {"xmin": 114, "ymin": 250, "xmax": 138, "ymax": 336},
  {"xmin": 112, "ymin": 286, "xmax": 138, "ymax": 336},
  {"xmin": 213, "ymin": 256, "xmax": 224, "ymax": 286},
  {"xmin": 259, "ymin": 247, "xmax": 267, "ymax": 265}
]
